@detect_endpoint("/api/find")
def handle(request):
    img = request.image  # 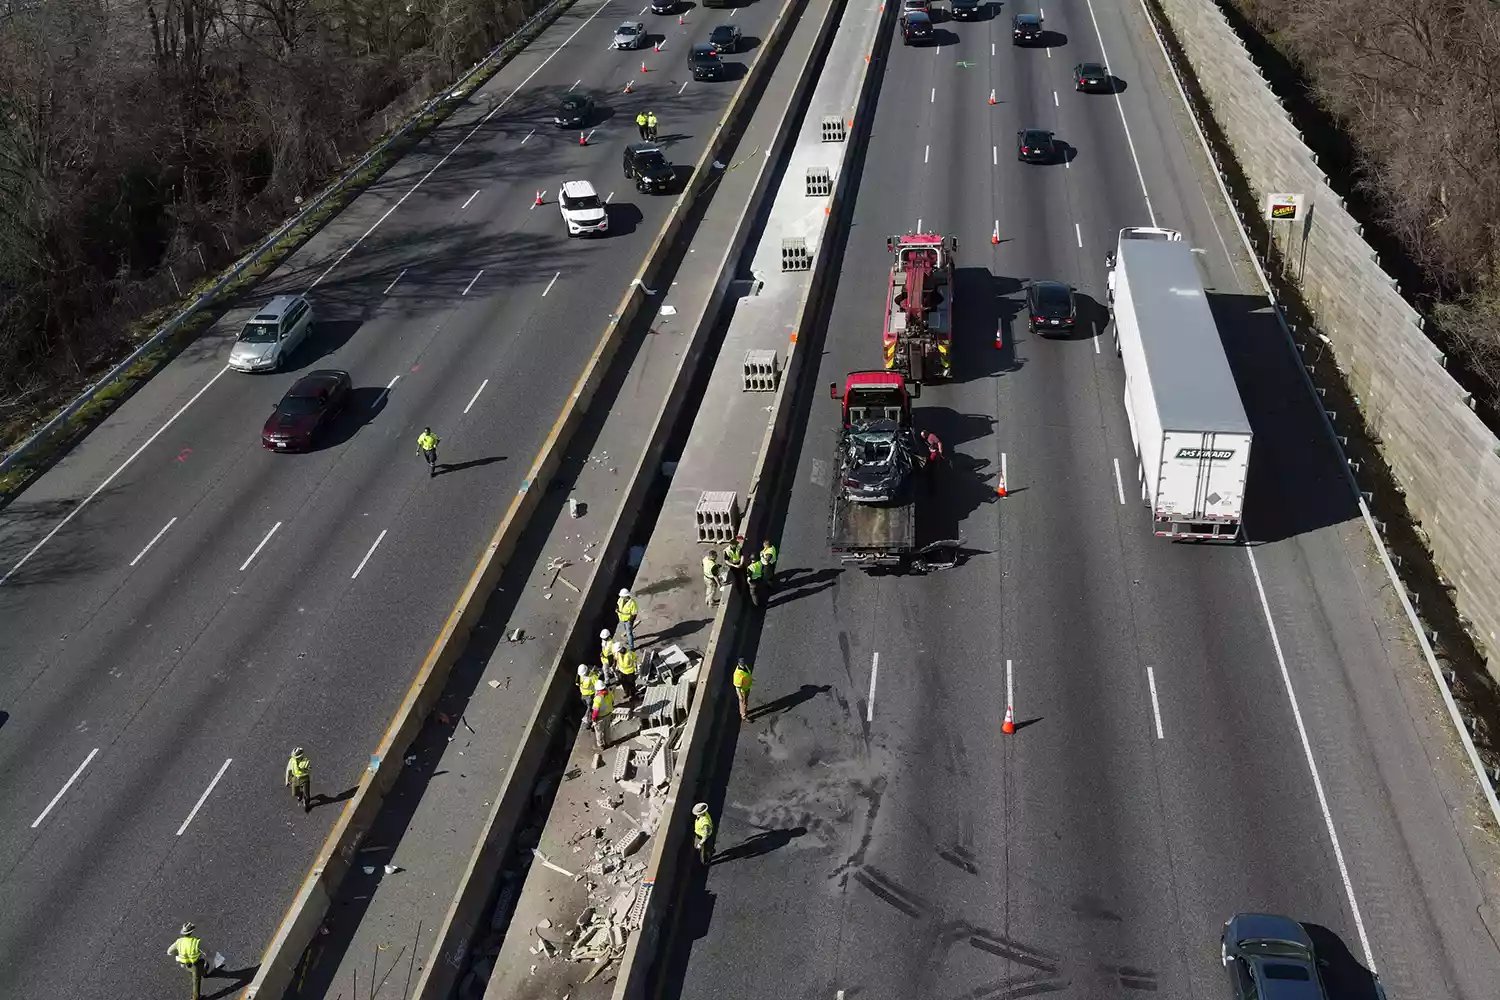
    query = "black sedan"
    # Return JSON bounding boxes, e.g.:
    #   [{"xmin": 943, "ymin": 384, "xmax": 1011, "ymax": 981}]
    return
[
  {"xmin": 1016, "ymin": 128, "xmax": 1056, "ymax": 163},
  {"xmin": 1074, "ymin": 61, "xmax": 1111, "ymax": 92},
  {"xmin": 623, "ymin": 142, "xmax": 676, "ymax": 193},
  {"xmin": 950, "ymin": 0, "xmax": 982, "ymax": 19},
  {"xmin": 1025, "ymin": 280, "xmax": 1077, "ymax": 335},
  {"xmin": 709, "ymin": 23, "xmax": 742, "ymax": 53},
  {"xmin": 554, "ymin": 93, "xmax": 594, "ymax": 128},
  {"xmin": 1221, "ymin": 913, "xmax": 1331, "ymax": 1000},
  {"xmin": 1012, "ymin": 12, "xmax": 1043, "ymax": 44},
  {"xmin": 262, "ymin": 370, "xmax": 351, "ymax": 451}
]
